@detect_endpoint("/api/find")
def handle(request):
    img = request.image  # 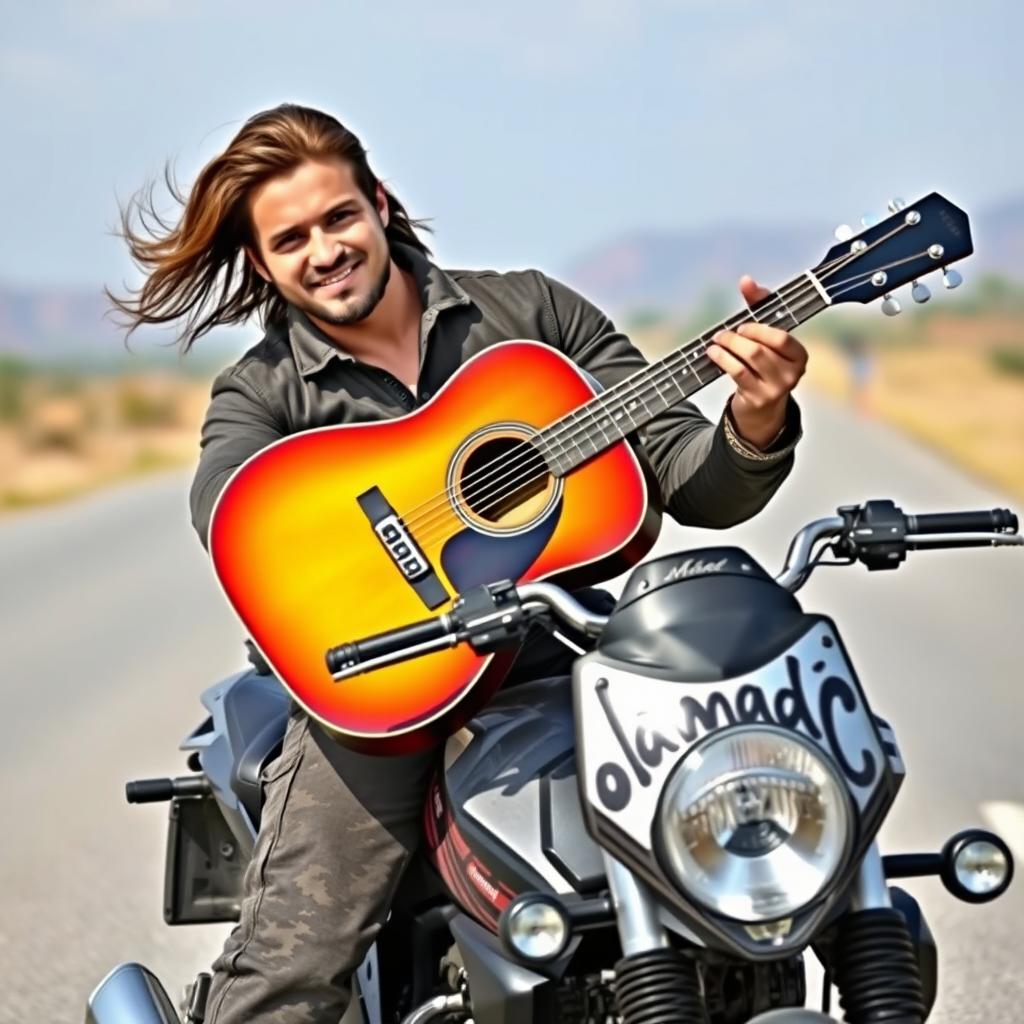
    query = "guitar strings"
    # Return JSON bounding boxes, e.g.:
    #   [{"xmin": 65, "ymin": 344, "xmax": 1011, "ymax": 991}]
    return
[
  {"xmin": 516, "ymin": 222, "xmax": 916, "ymax": 479},
  {"xmin": 400, "ymin": 257, "xmax": 852, "ymax": 538},
  {"xmin": 398, "ymin": 267, "xmax": 832, "ymax": 535},
  {"xmin": 533, "ymin": 242, "xmax": 922, "ymax": 472},
  {"xmin": 414, "ymin": 283, "xmax": 830, "ymax": 543},
  {"xmin": 405, "ymin": 276, "xmax": 827, "ymax": 544},
  {"xmin": 402, "ymin": 267, "xmax": 847, "ymax": 543},
  {"xmin": 419, "ymin": 219, "xmax": 927, "ymax": 539},
  {"xmin": 400, "ymin": 226, "xmax": 916, "ymax": 542},
  {"xmin": 394, "ymin": 242, "xmax": 868, "ymax": 536},
  {"xmin": 432, "ymin": 245, "xmax": 928, "ymax": 537},
  {"xmin": 404, "ymin": 276, "xmax": 823, "ymax": 541}
]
